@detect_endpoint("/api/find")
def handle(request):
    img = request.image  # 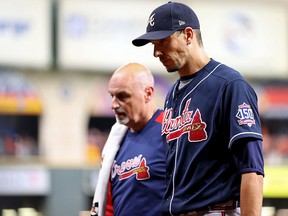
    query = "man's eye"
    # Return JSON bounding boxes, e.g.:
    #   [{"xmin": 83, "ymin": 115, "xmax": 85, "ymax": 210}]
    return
[{"xmin": 116, "ymin": 93, "xmax": 130, "ymax": 102}]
